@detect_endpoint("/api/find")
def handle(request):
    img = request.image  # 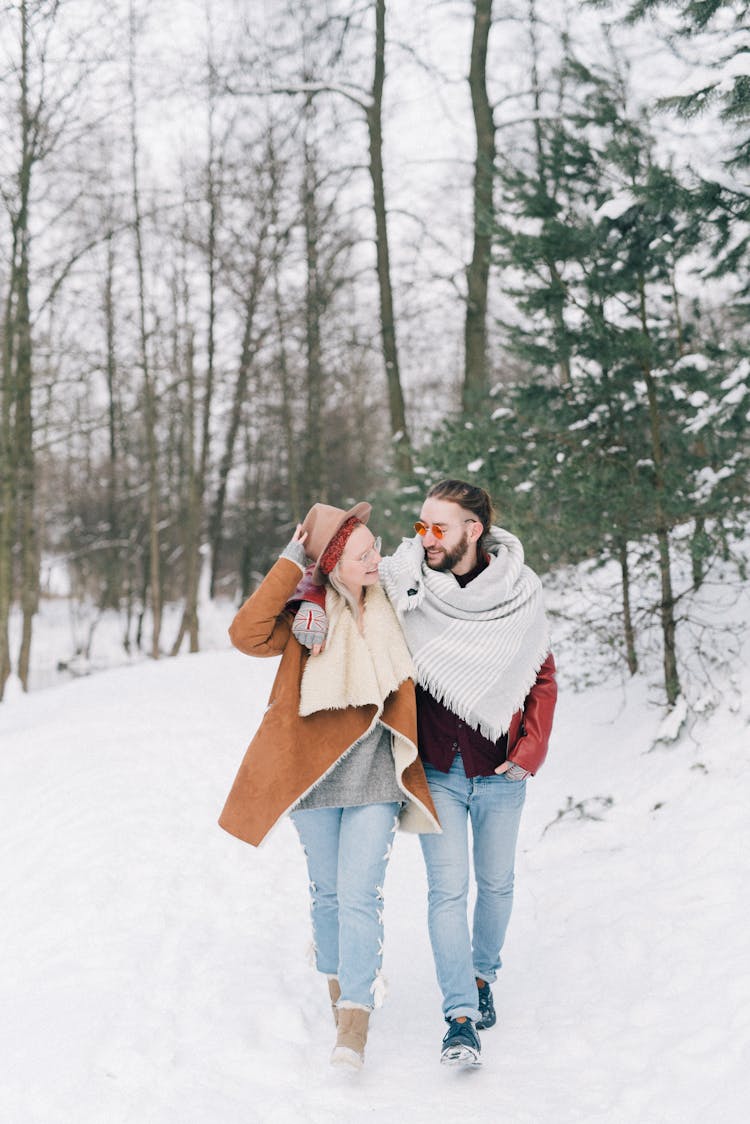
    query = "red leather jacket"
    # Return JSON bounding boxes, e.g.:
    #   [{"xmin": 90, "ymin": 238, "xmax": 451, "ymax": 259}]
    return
[
  {"xmin": 287, "ymin": 570, "xmax": 556, "ymax": 775},
  {"xmin": 503, "ymin": 650, "xmax": 556, "ymax": 774}
]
